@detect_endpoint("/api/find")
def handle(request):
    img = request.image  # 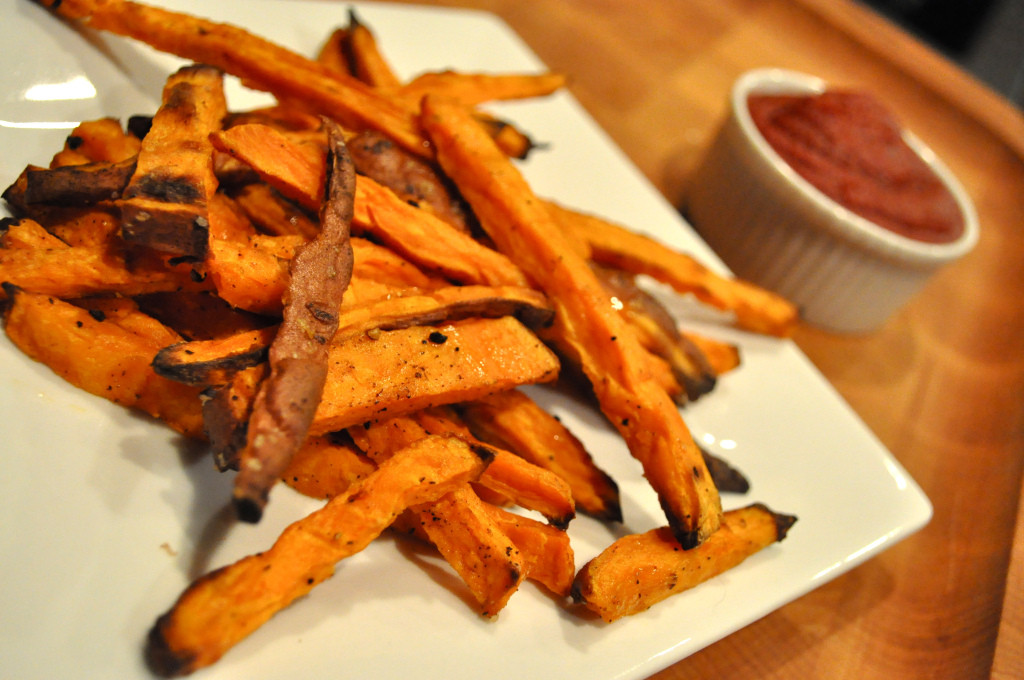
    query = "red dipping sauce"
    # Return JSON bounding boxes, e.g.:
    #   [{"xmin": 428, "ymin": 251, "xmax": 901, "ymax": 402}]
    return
[{"xmin": 747, "ymin": 90, "xmax": 965, "ymax": 244}]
